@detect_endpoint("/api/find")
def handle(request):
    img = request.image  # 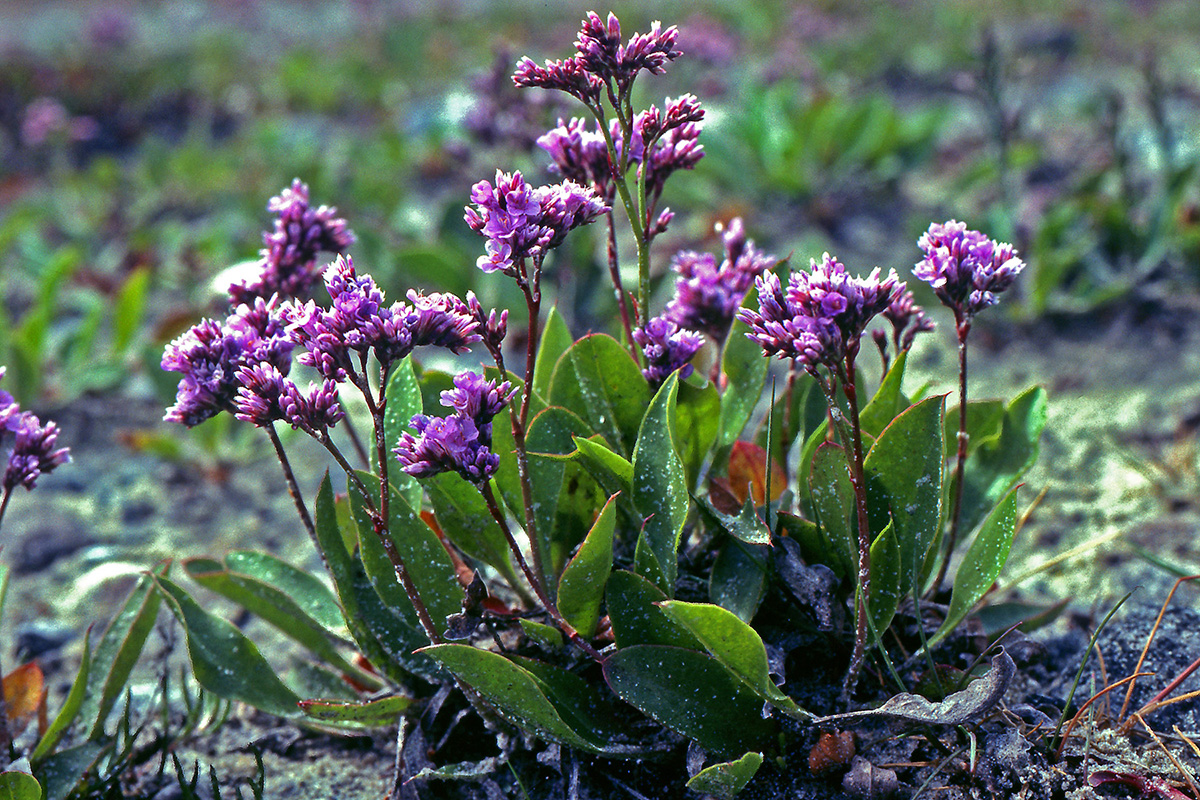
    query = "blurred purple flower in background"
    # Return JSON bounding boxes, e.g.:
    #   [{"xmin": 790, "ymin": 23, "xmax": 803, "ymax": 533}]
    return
[
  {"xmin": 634, "ymin": 316, "xmax": 703, "ymax": 387},
  {"xmin": 664, "ymin": 217, "xmax": 777, "ymax": 341},
  {"xmin": 229, "ymin": 179, "xmax": 355, "ymax": 303}
]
